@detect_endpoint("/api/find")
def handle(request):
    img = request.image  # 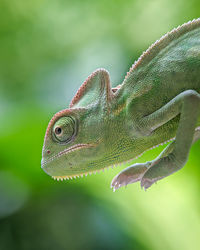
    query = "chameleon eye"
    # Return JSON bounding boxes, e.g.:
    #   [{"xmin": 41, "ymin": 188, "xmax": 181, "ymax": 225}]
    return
[
  {"xmin": 55, "ymin": 127, "xmax": 62, "ymax": 135},
  {"xmin": 53, "ymin": 116, "xmax": 76, "ymax": 143}
]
